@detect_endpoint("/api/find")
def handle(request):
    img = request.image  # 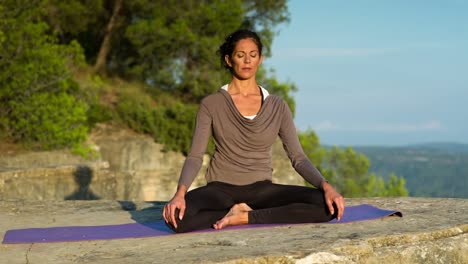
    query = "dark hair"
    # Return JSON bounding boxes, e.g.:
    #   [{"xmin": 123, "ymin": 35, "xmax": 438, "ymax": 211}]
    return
[{"xmin": 217, "ymin": 29, "xmax": 263, "ymax": 70}]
